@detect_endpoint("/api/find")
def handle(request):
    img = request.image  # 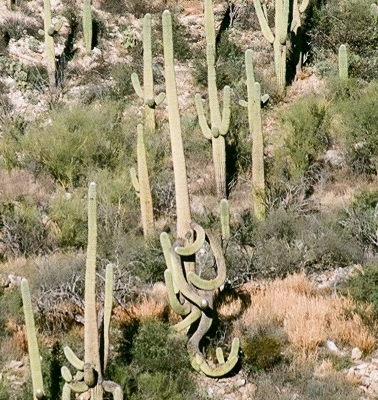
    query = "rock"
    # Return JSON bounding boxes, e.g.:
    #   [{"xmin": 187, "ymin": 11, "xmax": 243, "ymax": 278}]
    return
[
  {"xmin": 326, "ymin": 340, "xmax": 340, "ymax": 353},
  {"xmin": 352, "ymin": 347, "xmax": 363, "ymax": 361}
]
